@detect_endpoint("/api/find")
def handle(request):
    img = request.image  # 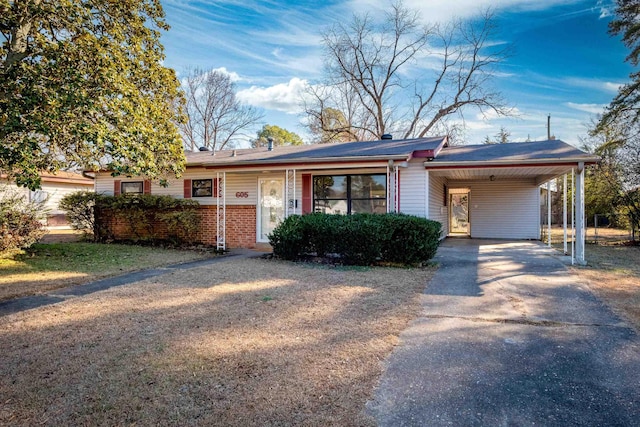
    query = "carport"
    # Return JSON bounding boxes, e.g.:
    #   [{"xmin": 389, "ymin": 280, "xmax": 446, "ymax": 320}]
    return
[{"xmin": 424, "ymin": 140, "xmax": 600, "ymax": 265}]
